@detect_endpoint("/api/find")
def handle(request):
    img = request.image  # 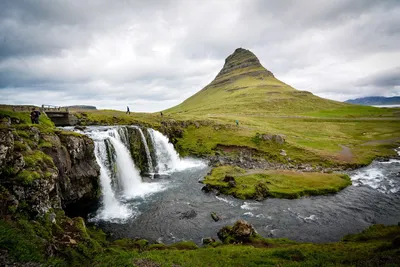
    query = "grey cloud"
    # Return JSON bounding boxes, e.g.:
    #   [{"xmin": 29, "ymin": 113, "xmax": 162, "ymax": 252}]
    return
[
  {"xmin": 0, "ymin": 0, "xmax": 399, "ymax": 110},
  {"xmin": 356, "ymin": 67, "xmax": 400, "ymax": 87}
]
